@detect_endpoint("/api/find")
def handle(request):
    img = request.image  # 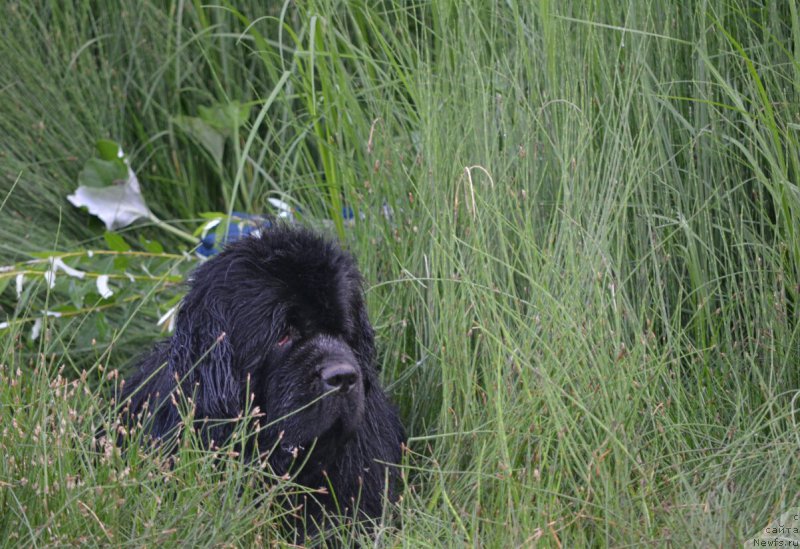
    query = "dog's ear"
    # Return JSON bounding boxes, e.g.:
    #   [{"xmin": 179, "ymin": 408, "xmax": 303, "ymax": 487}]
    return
[
  {"xmin": 352, "ymin": 294, "xmax": 378, "ymax": 378},
  {"xmin": 169, "ymin": 289, "xmax": 239, "ymax": 418}
]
